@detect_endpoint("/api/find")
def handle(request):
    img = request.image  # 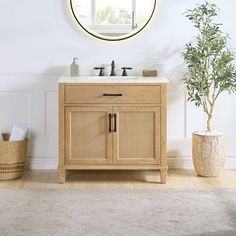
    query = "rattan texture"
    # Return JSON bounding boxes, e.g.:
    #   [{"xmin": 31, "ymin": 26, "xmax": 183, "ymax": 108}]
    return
[{"xmin": 0, "ymin": 134, "xmax": 28, "ymax": 180}]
